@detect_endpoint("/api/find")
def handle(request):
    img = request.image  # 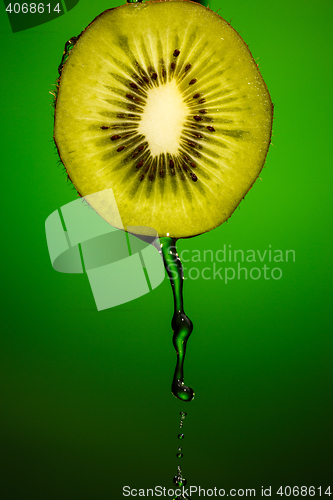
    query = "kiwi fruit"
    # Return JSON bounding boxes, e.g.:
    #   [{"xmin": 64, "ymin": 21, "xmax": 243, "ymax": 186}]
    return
[{"xmin": 54, "ymin": 0, "xmax": 273, "ymax": 238}]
